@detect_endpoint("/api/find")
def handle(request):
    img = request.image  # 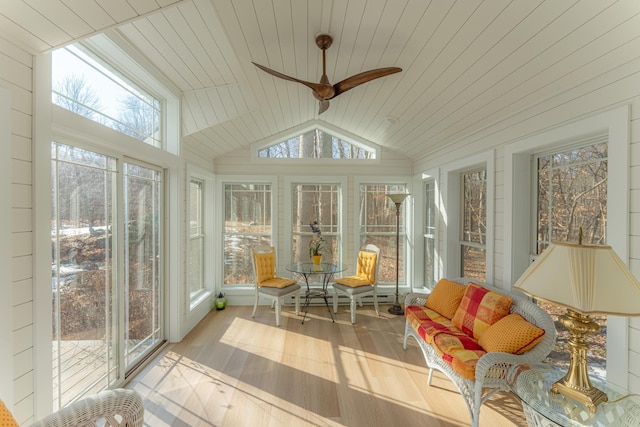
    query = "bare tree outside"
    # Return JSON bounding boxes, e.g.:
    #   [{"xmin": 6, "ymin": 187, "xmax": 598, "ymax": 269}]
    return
[
  {"xmin": 52, "ymin": 44, "xmax": 162, "ymax": 148},
  {"xmin": 461, "ymin": 169, "xmax": 487, "ymax": 282},
  {"xmin": 257, "ymin": 128, "xmax": 375, "ymax": 159},
  {"xmin": 115, "ymin": 95, "xmax": 159, "ymax": 143},
  {"xmin": 53, "ymin": 74, "xmax": 102, "ymax": 120},
  {"xmin": 537, "ymin": 142, "xmax": 608, "ymax": 378}
]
